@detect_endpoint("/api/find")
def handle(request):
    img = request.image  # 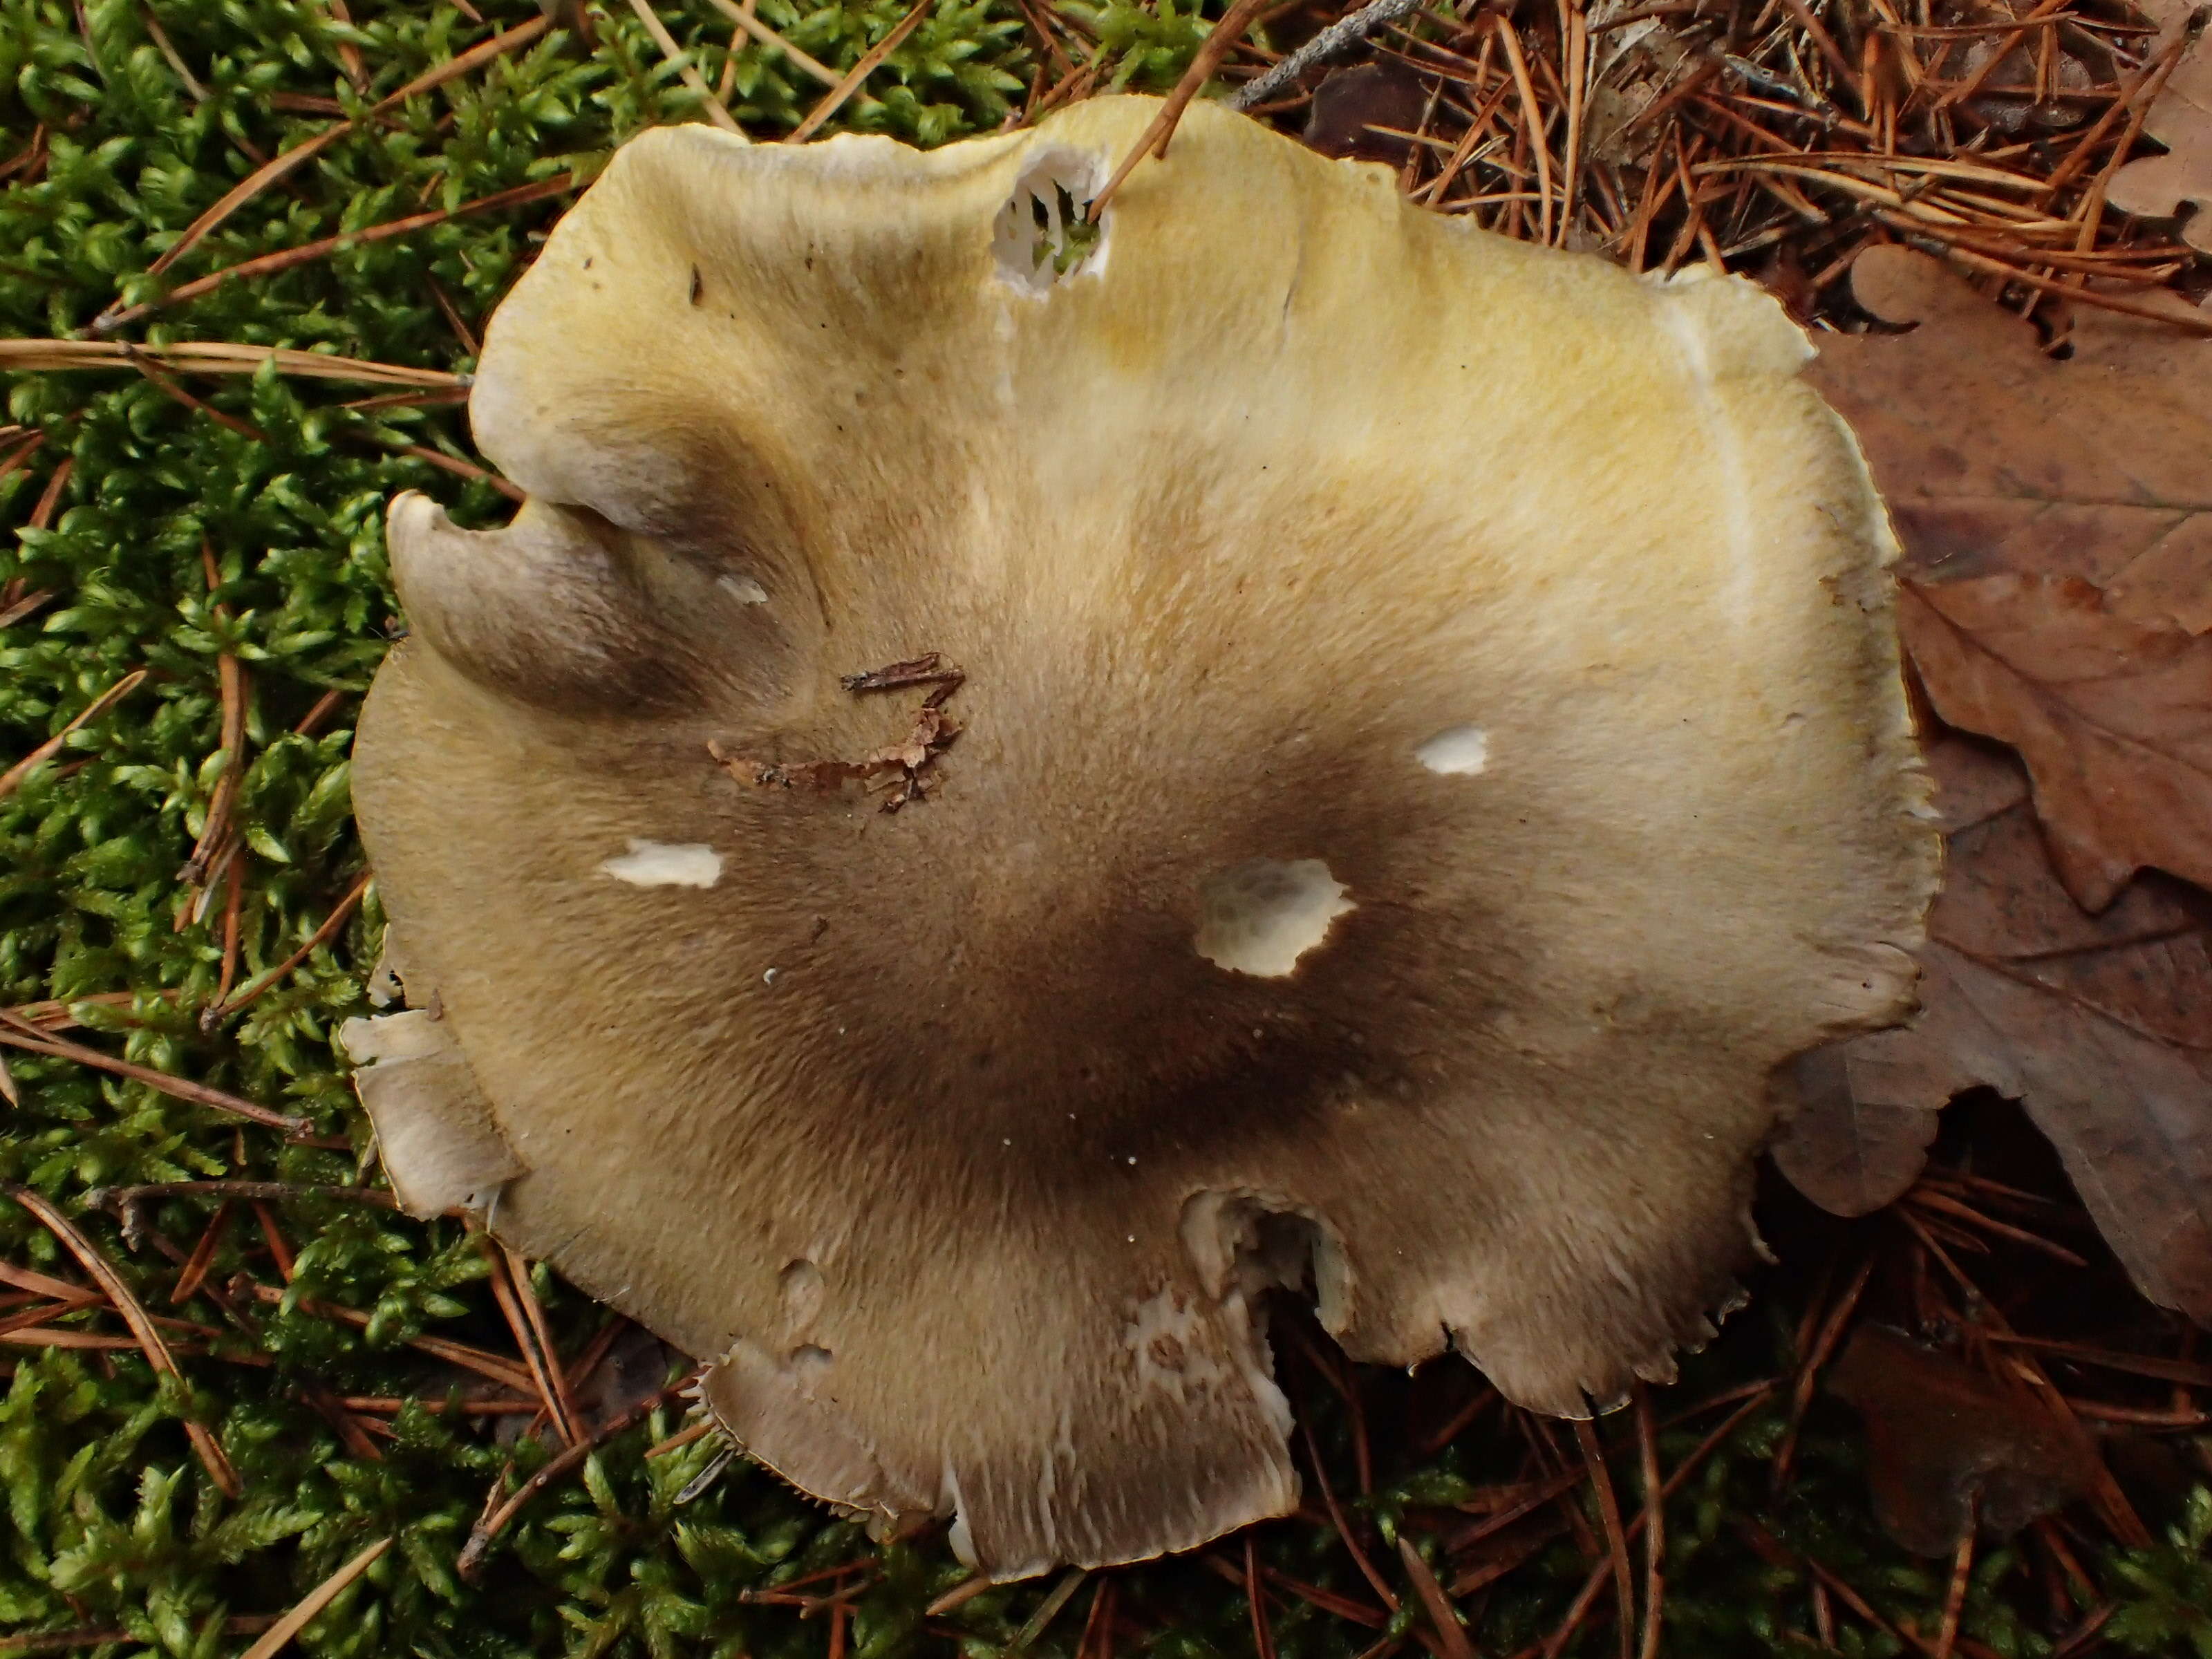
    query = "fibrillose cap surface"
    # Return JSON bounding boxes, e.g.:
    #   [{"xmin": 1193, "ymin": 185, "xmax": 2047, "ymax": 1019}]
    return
[{"xmin": 343, "ymin": 95, "xmax": 1936, "ymax": 1579}]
